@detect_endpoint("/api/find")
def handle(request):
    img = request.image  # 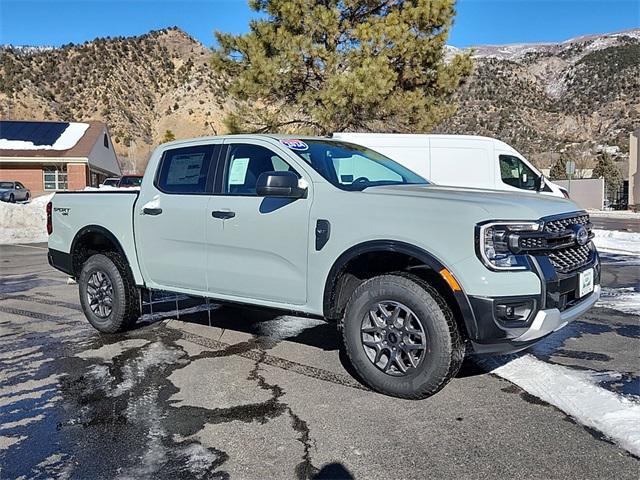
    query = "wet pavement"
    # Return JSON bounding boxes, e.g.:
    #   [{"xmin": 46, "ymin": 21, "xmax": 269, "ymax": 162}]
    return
[
  {"xmin": 590, "ymin": 215, "xmax": 640, "ymax": 233},
  {"xmin": 0, "ymin": 243, "xmax": 638, "ymax": 479}
]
